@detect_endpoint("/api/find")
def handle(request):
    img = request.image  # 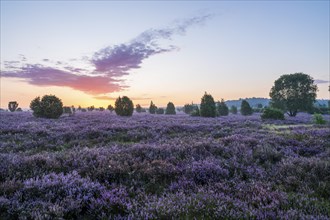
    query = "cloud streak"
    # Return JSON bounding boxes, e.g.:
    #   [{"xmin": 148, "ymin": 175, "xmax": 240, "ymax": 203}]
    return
[
  {"xmin": 314, "ymin": 79, "xmax": 329, "ymax": 84},
  {"xmin": 1, "ymin": 14, "xmax": 212, "ymax": 95}
]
